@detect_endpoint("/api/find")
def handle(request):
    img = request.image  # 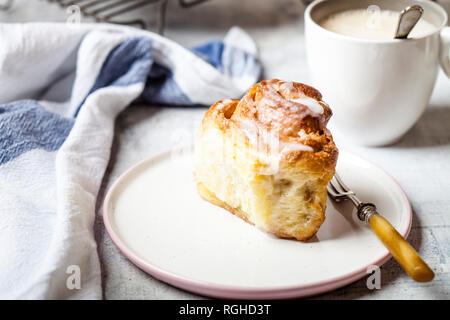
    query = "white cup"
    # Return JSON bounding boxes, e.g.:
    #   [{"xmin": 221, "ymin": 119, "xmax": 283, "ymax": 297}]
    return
[{"xmin": 305, "ymin": 0, "xmax": 450, "ymax": 146}]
